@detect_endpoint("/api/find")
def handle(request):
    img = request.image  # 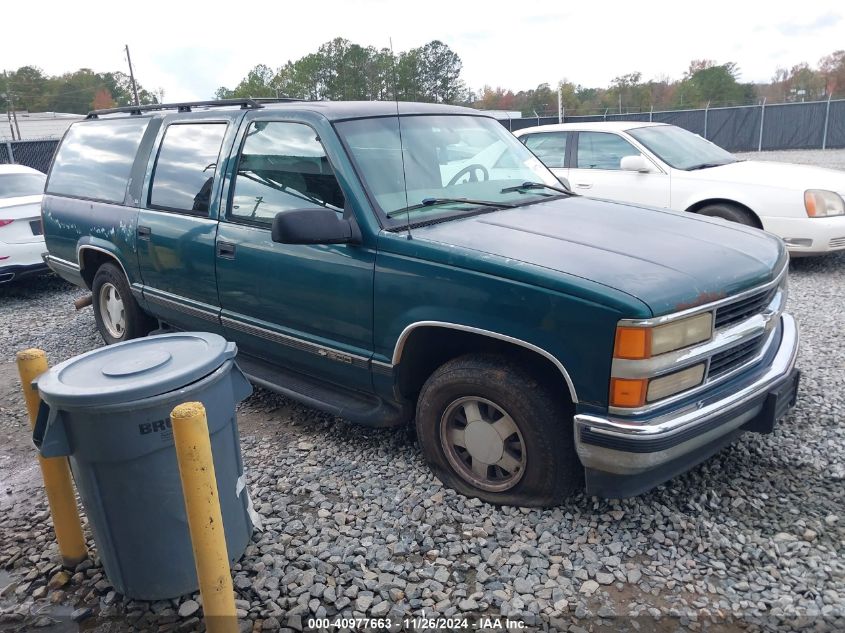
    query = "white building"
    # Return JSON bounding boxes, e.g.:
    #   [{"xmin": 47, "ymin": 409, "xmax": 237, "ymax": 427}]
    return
[
  {"xmin": 1, "ymin": 111, "xmax": 83, "ymax": 141},
  {"xmin": 476, "ymin": 110, "xmax": 523, "ymax": 121}
]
